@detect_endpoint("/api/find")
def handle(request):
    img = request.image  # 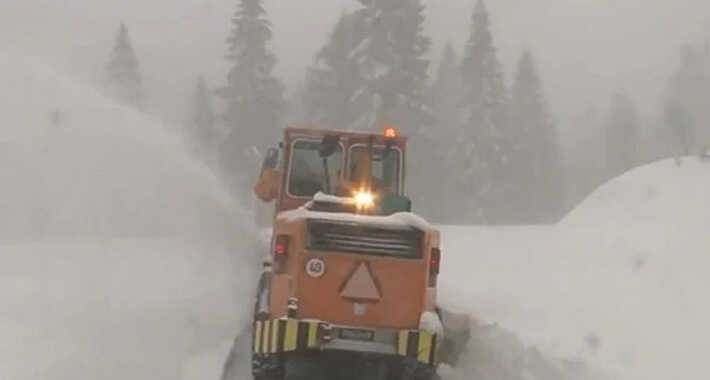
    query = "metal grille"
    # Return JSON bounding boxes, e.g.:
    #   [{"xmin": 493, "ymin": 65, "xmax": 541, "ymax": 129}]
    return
[{"xmin": 307, "ymin": 220, "xmax": 422, "ymax": 259}]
